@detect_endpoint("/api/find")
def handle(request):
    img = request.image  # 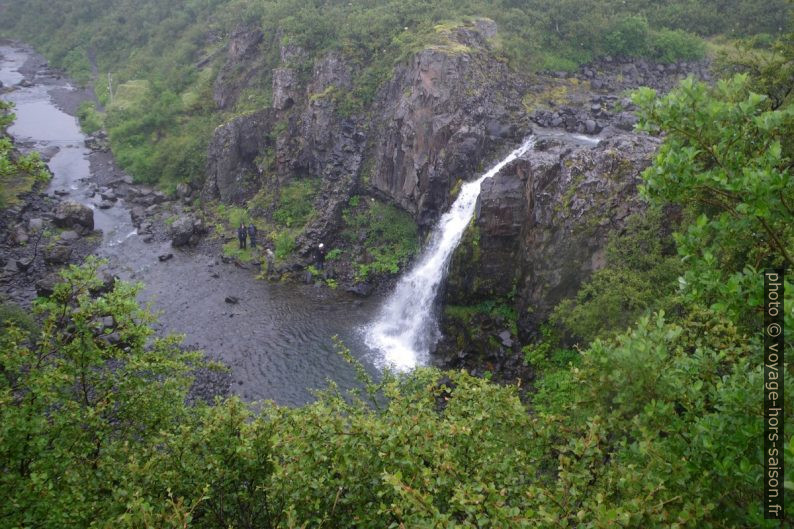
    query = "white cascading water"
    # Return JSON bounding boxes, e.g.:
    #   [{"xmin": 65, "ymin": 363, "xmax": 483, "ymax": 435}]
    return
[{"xmin": 365, "ymin": 136, "xmax": 537, "ymax": 370}]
